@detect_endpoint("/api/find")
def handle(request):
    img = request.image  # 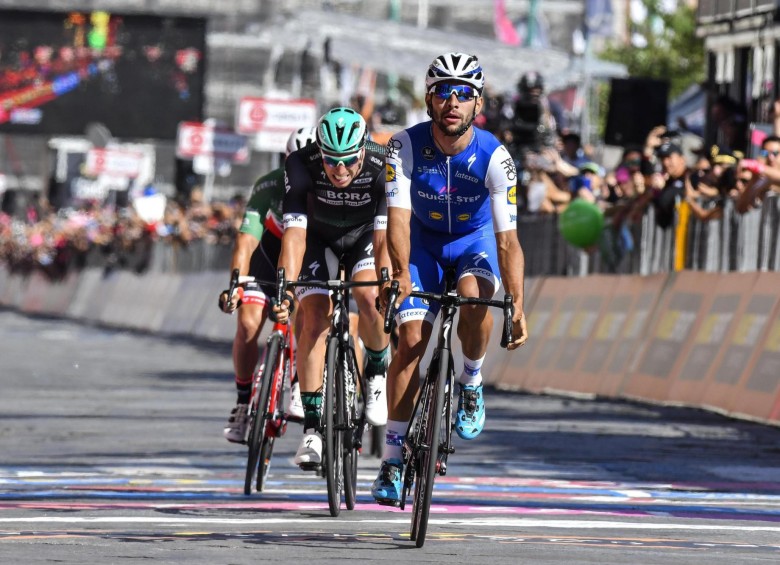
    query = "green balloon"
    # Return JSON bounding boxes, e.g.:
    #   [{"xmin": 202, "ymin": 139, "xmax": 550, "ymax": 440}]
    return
[
  {"xmin": 88, "ymin": 30, "xmax": 107, "ymax": 50},
  {"xmin": 559, "ymin": 199, "xmax": 604, "ymax": 248}
]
